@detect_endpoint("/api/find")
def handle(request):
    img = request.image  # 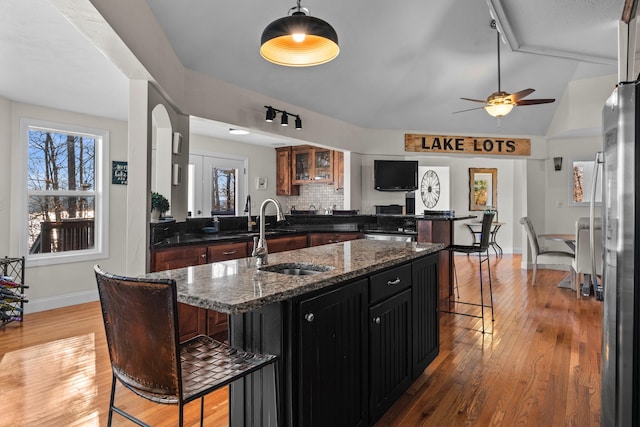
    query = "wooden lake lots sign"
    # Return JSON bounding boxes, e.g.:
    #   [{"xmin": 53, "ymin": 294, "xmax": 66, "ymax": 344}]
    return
[{"xmin": 405, "ymin": 133, "xmax": 530, "ymax": 156}]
